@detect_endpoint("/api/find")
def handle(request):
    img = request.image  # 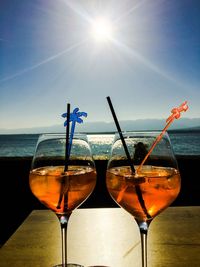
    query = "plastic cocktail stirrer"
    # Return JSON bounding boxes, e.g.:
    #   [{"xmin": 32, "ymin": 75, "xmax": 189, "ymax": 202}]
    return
[
  {"xmin": 62, "ymin": 107, "xmax": 87, "ymax": 156},
  {"xmin": 137, "ymin": 101, "xmax": 189, "ymax": 173},
  {"xmin": 56, "ymin": 106, "xmax": 87, "ymax": 209}
]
